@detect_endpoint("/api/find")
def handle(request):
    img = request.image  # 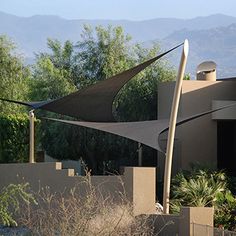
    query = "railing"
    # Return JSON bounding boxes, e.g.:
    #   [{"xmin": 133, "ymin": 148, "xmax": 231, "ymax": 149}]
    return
[{"xmin": 191, "ymin": 223, "xmax": 236, "ymax": 236}]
